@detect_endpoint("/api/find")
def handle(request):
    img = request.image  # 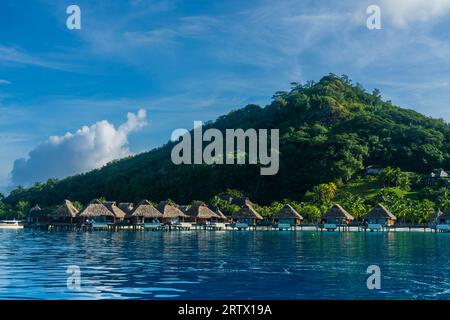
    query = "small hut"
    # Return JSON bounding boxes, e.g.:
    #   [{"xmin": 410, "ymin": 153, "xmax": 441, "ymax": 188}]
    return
[
  {"xmin": 78, "ymin": 199, "xmax": 115, "ymax": 224},
  {"xmin": 157, "ymin": 201, "xmax": 189, "ymax": 224},
  {"xmin": 363, "ymin": 204, "xmax": 396, "ymax": 226},
  {"xmin": 48, "ymin": 200, "xmax": 79, "ymax": 224},
  {"xmin": 128, "ymin": 200, "xmax": 163, "ymax": 224},
  {"xmin": 104, "ymin": 201, "xmax": 126, "ymax": 222},
  {"xmin": 27, "ymin": 205, "xmax": 49, "ymax": 225},
  {"xmin": 321, "ymin": 204, "xmax": 354, "ymax": 225},
  {"xmin": 272, "ymin": 204, "xmax": 303, "ymax": 226},
  {"xmin": 231, "ymin": 204, "xmax": 263, "ymax": 225},
  {"xmin": 185, "ymin": 202, "xmax": 221, "ymax": 224}
]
